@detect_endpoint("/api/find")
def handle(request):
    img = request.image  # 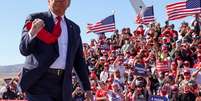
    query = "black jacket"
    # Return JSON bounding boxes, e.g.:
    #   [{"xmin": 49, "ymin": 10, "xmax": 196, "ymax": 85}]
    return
[{"xmin": 19, "ymin": 11, "xmax": 90, "ymax": 101}]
